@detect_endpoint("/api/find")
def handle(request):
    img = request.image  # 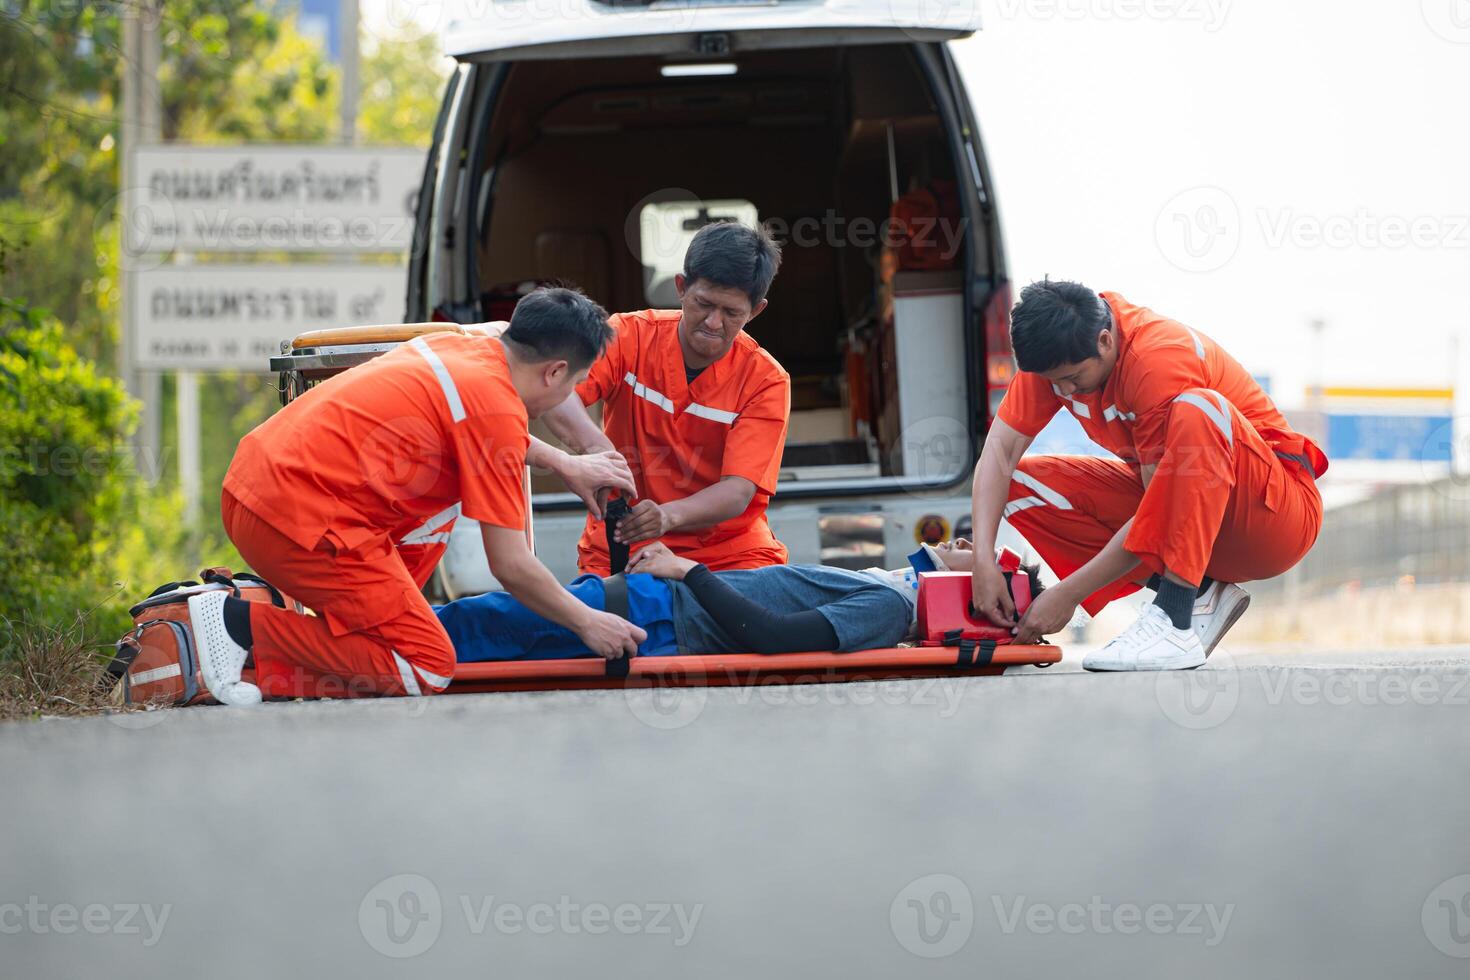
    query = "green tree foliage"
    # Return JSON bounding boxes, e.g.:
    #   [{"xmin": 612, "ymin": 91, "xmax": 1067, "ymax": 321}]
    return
[
  {"xmin": 0, "ymin": 293, "xmax": 134, "ymax": 643},
  {"xmin": 1, "ymin": 2, "xmax": 446, "ymax": 652},
  {"xmin": 359, "ymin": 29, "xmax": 452, "ymax": 145}
]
